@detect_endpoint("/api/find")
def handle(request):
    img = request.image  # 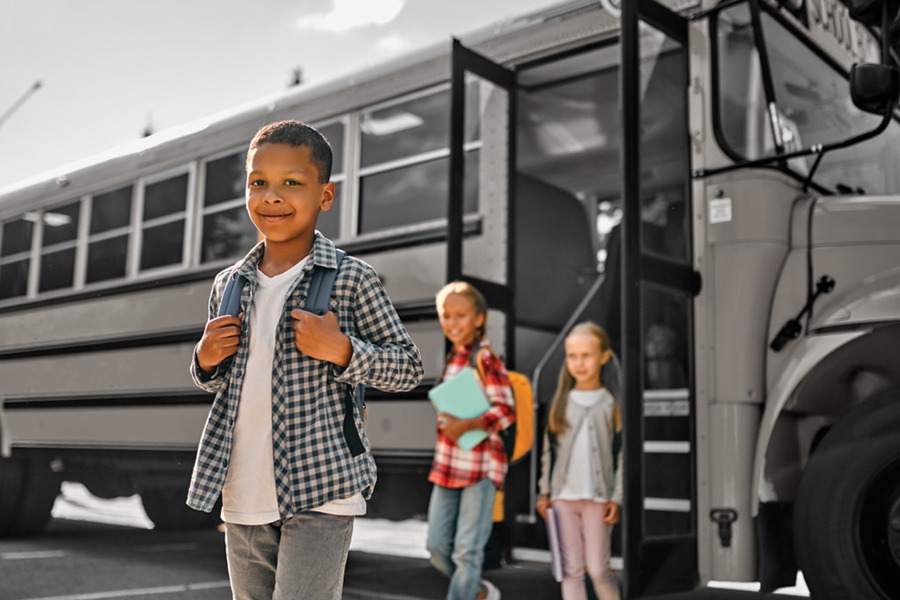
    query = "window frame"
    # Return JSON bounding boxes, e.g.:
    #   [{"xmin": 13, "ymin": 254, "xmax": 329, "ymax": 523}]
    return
[{"xmin": 133, "ymin": 163, "xmax": 196, "ymax": 276}]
